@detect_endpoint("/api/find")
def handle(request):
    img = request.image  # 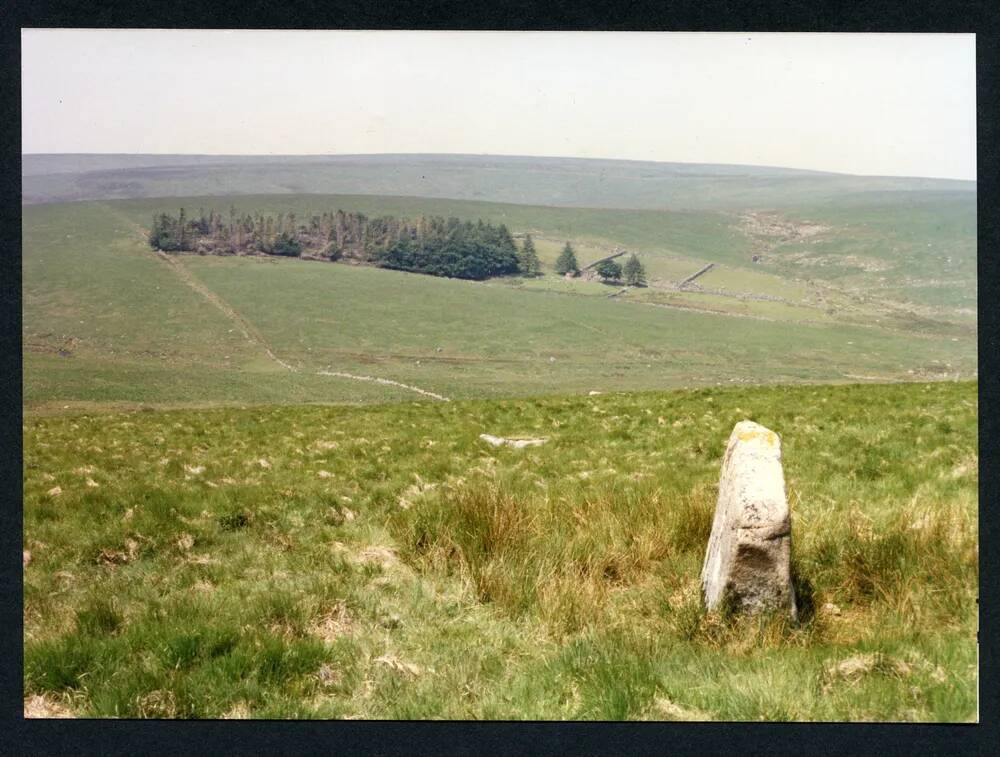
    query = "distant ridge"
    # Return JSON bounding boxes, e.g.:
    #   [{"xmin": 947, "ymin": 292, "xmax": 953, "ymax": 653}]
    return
[
  {"xmin": 21, "ymin": 153, "xmax": 975, "ymax": 209},
  {"xmin": 25, "ymin": 152, "xmax": 975, "ymax": 181}
]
